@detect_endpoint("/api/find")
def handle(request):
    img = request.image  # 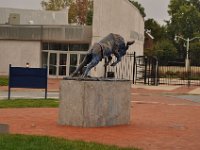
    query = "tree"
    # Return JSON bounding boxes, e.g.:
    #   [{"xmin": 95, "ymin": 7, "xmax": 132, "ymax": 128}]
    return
[
  {"xmin": 76, "ymin": 0, "xmax": 88, "ymax": 25},
  {"xmin": 190, "ymin": 42, "xmax": 200, "ymax": 66},
  {"xmin": 145, "ymin": 19, "xmax": 167, "ymax": 43},
  {"xmin": 41, "ymin": 0, "xmax": 73, "ymax": 10},
  {"xmin": 68, "ymin": 1, "xmax": 78, "ymax": 24},
  {"xmin": 76, "ymin": 0, "xmax": 93, "ymax": 25},
  {"xmin": 167, "ymin": 0, "xmax": 200, "ymax": 38},
  {"xmin": 86, "ymin": 0, "xmax": 93, "ymax": 25},
  {"xmin": 144, "ymin": 19, "xmax": 168, "ymax": 57},
  {"xmin": 153, "ymin": 39, "xmax": 178, "ymax": 65},
  {"xmin": 41, "ymin": 0, "xmax": 93, "ymax": 25},
  {"xmin": 167, "ymin": 0, "xmax": 200, "ymax": 61},
  {"xmin": 128, "ymin": 0, "xmax": 146, "ymax": 17}
]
